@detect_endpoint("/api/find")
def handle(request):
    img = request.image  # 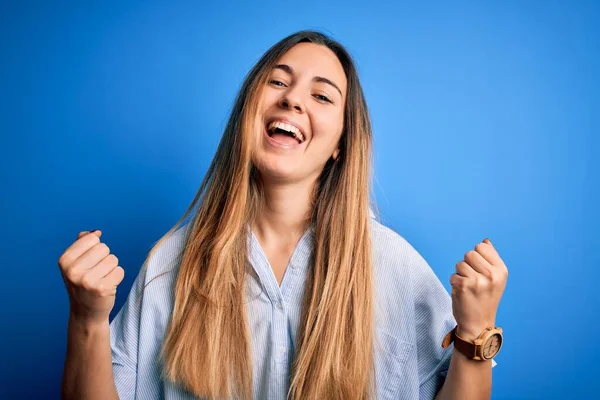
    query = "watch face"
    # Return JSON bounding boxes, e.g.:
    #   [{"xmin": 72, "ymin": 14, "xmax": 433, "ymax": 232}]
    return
[{"xmin": 483, "ymin": 333, "xmax": 502, "ymax": 359}]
